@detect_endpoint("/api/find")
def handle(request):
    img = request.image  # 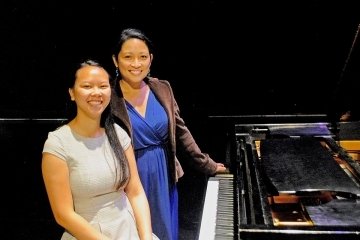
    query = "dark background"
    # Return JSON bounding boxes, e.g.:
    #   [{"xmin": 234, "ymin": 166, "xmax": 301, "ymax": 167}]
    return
[
  {"xmin": 1, "ymin": 0, "xmax": 360, "ymax": 118},
  {"xmin": 1, "ymin": 1, "xmax": 360, "ymax": 239}
]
